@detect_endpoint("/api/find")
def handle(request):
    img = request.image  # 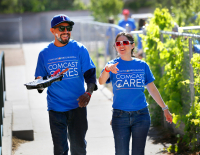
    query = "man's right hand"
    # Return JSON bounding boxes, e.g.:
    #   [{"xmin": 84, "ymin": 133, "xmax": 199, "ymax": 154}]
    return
[{"xmin": 36, "ymin": 76, "xmax": 42, "ymax": 79}]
